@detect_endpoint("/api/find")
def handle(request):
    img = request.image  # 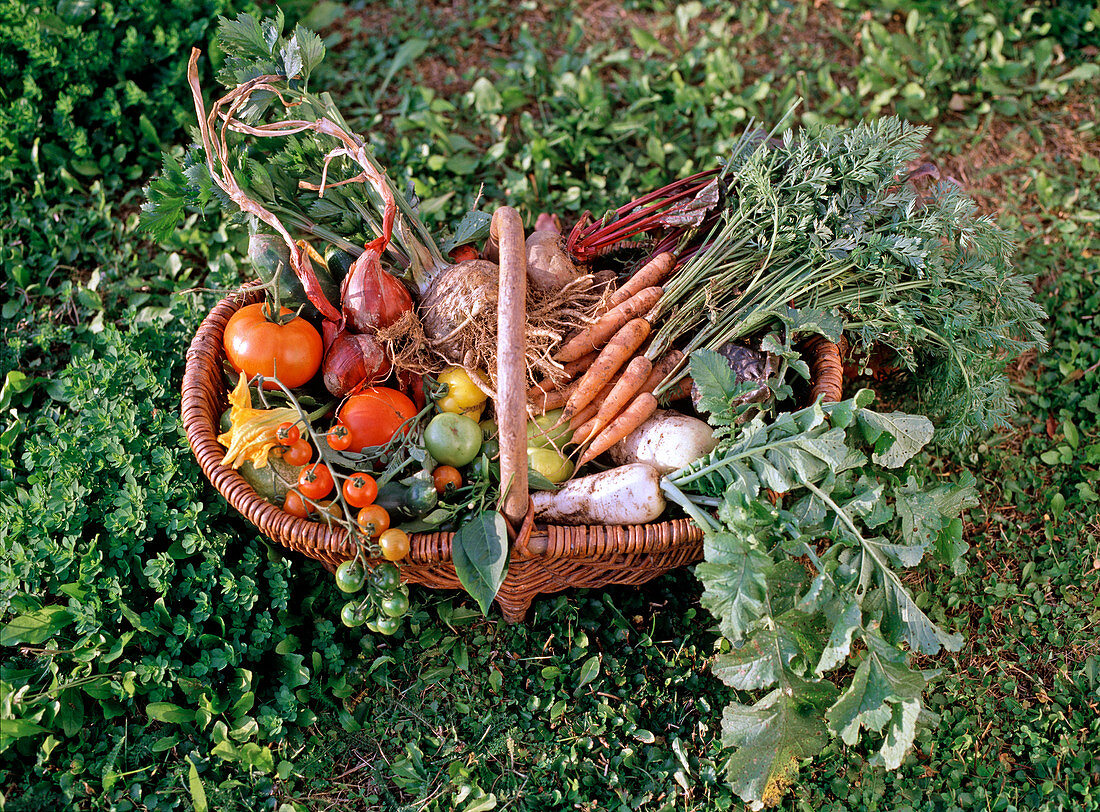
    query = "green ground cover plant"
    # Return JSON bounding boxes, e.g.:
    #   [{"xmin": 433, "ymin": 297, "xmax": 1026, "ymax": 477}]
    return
[{"xmin": 2, "ymin": 0, "xmax": 1098, "ymax": 809}]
